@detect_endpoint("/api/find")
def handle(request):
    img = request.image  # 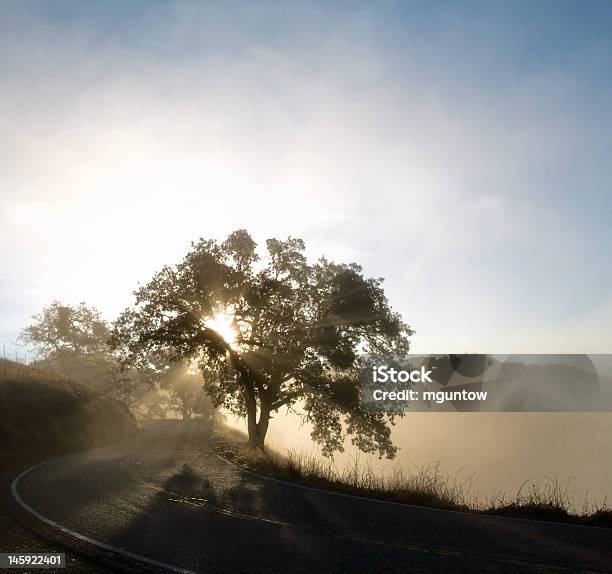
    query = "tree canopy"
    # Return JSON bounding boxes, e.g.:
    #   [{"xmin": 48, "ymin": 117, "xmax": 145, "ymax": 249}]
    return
[
  {"xmin": 20, "ymin": 301, "xmax": 110, "ymax": 357},
  {"xmin": 159, "ymin": 362, "xmax": 212, "ymax": 421},
  {"xmin": 111, "ymin": 230, "xmax": 413, "ymax": 457},
  {"xmin": 20, "ymin": 301, "xmax": 139, "ymax": 403}
]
